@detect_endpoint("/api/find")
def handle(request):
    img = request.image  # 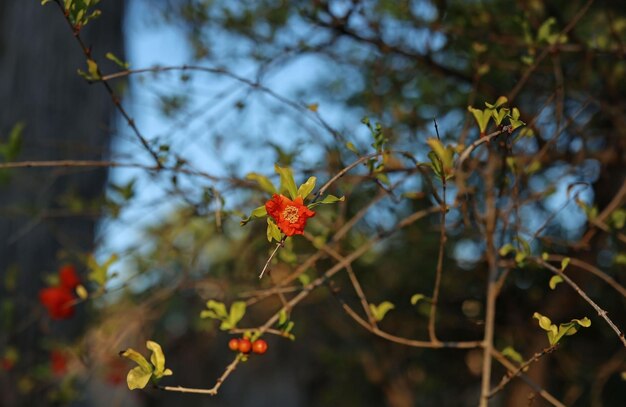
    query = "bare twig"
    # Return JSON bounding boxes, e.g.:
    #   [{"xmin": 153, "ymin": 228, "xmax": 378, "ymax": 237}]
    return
[
  {"xmin": 479, "ymin": 149, "xmax": 501, "ymax": 407},
  {"xmin": 491, "ymin": 350, "xmax": 566, "ymax": 407},
  {"xmin": 488, "ymin": 344, "xmax": 559, "ymax": 398},
  {"xmin": 259, "ymin": 239, "xmax": 285, "ymax": 279},
  {"xmin": 158, "ymin": 354, "xmax": 242, "ymax": 395}
]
